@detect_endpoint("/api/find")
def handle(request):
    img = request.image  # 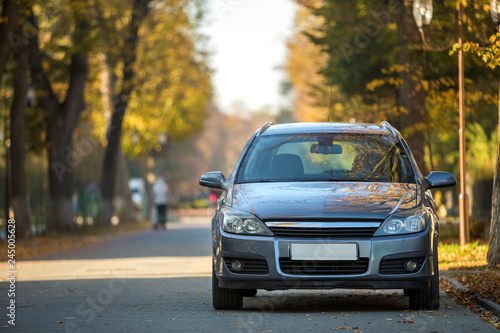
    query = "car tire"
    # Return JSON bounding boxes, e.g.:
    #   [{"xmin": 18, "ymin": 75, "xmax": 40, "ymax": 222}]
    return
[
  {"xmin": 242, "ymin": 289, "xmax": 258, "ymax": 297},
  {"xmin": 409, "ymin": 249, "xmax": 440, "ymax": 310},
  {"xmin": 212, "ymin": 269, "xmax": 243, "ymax": 310}
]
